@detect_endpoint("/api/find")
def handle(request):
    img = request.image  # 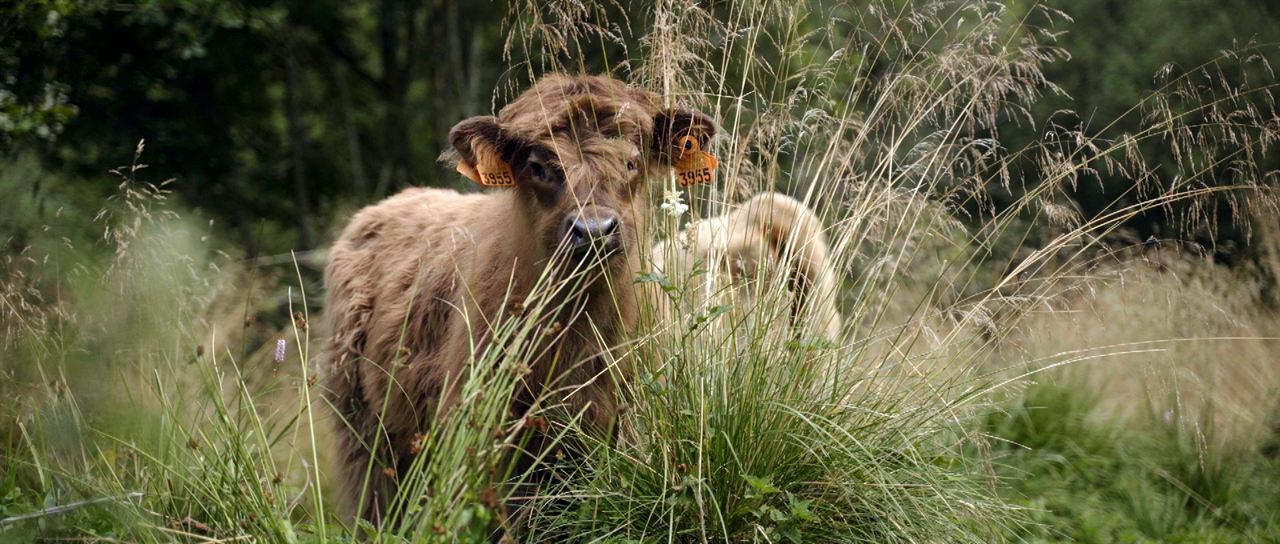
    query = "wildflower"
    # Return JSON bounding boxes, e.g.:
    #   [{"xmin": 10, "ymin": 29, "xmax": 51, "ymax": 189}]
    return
[
  {"xmin": 274, "ymin": 339, "xmax": 286, "ymax": 362},
  {"xmin": 170, "ymin": 516, "xmax": 211, "ymax": 535},
  {"xmin": 525, "ymin": 414, "xmax": 548, "ymax": 432},
  {"xmin": 660, "ymin": 189, "xmax": 689, "ymax": 217},
  {"xmin": 480, "ymin": 486, "xmax": 499, "ymax": 508}
]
